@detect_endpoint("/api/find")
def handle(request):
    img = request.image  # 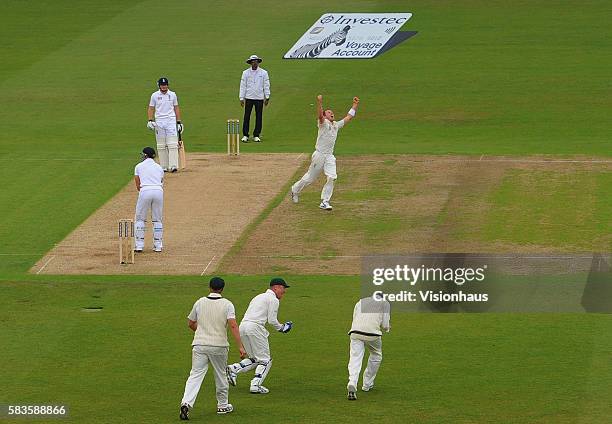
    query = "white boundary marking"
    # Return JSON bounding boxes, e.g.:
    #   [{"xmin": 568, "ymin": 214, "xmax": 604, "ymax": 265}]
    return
[
  {"xmin": 200, "ymin": 255, "xmax": 217, "ymax": 276},
  {"xmin": 36, "ymin": 256, "xmax": 55, "ymax": 274}
]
